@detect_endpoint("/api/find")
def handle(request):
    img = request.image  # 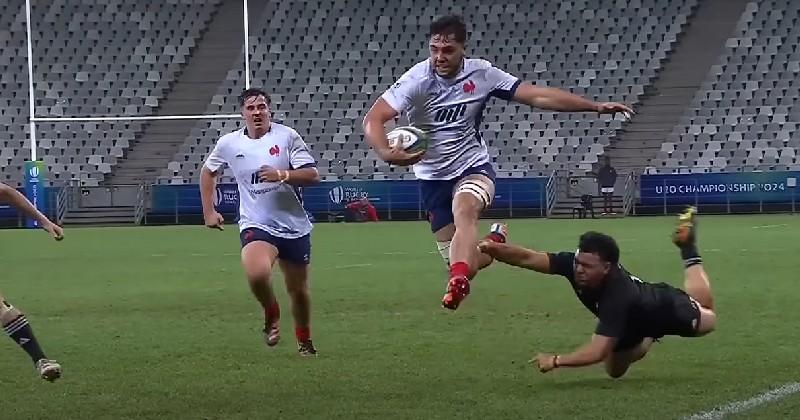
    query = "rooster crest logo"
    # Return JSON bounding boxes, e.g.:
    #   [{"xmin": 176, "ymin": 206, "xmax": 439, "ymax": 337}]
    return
[
  {"xmin": 463, "ymin": 80, "xmax": 476, "ymax": 94},
  {"xmin": 269, "ymin": 145, "xmax": 280, "ymax": 156}
]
